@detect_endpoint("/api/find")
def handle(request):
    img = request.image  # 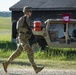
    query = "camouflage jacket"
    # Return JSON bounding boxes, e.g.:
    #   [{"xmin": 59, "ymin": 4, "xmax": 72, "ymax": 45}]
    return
[
  {"xmin": 16, "ymin": 16, "xmax": 31, "ymax": 41},
  {"xmin": 16, "ymin": 16, "xmax": 30, "ymax": 34}
]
